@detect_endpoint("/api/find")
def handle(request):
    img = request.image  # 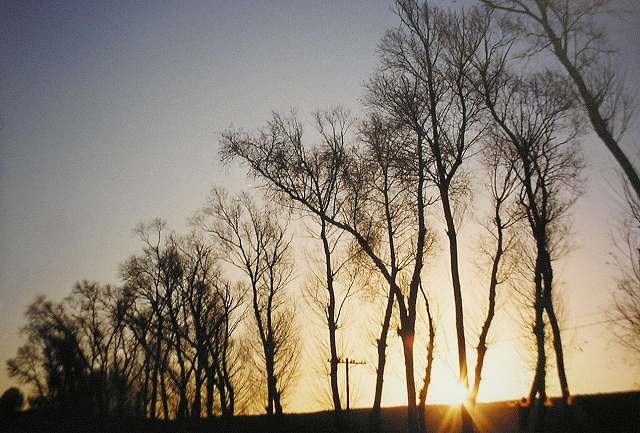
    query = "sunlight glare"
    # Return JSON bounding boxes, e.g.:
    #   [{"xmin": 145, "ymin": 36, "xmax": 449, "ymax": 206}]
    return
[{"xmin": 448, "ymin": 381, "xmax": 470, "ymax": 406}]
